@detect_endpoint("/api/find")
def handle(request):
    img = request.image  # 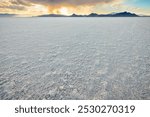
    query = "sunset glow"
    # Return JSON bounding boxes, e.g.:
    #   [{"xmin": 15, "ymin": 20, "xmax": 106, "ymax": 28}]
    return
[
  {"xmin": 0, "ymin": 0, "xmax": 150, "ymax": 16},
  {"xmin": 59, "ymin": 7, "xmax": 70, "ymax": 15}
]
